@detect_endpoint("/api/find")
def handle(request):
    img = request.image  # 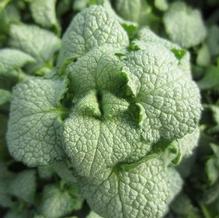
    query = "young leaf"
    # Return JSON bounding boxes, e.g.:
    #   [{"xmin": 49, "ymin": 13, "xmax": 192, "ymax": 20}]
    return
[{"xmin": 57, "ymin": 6, "xmax": 129, "ymax": 65}]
